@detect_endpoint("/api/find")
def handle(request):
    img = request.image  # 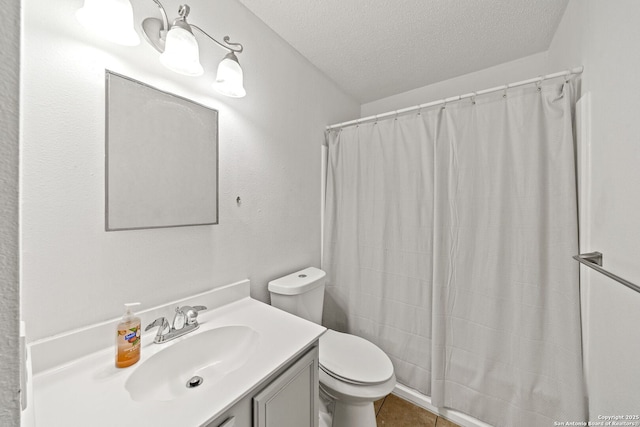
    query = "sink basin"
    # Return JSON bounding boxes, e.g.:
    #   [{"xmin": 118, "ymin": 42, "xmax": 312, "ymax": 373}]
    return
[{"xmin": 125, "ymin": 325, "xmax": 259, "ymax": 402}]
